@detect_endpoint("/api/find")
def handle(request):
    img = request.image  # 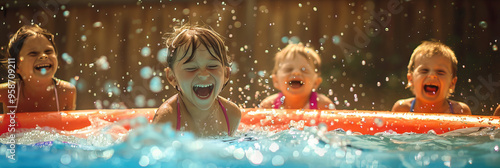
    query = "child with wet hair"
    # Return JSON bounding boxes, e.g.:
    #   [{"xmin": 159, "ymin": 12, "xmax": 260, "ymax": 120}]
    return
[
  {"xmin": 392, "ymin": 41, "xmax": 471, "ymax": 114},
  {"xmin": 260, "ymin": 43, "xmax": 334, "ymax": 109},
  {"xmin": 0, "ymin": 25, "xmax": 76, "ymax": 113},
  {"xmin": 152, "ymin": 24, "xmax": 241, "ymax": 137}
]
